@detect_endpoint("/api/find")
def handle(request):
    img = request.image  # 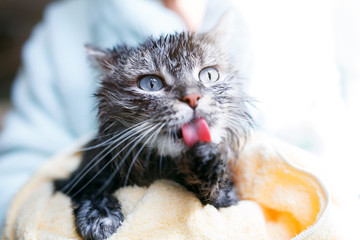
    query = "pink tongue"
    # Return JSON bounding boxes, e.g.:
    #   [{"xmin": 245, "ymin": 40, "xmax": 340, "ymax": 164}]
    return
[{"xmin": 181, "ymin": 118, "xmax": 211, "ymax": 147}]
